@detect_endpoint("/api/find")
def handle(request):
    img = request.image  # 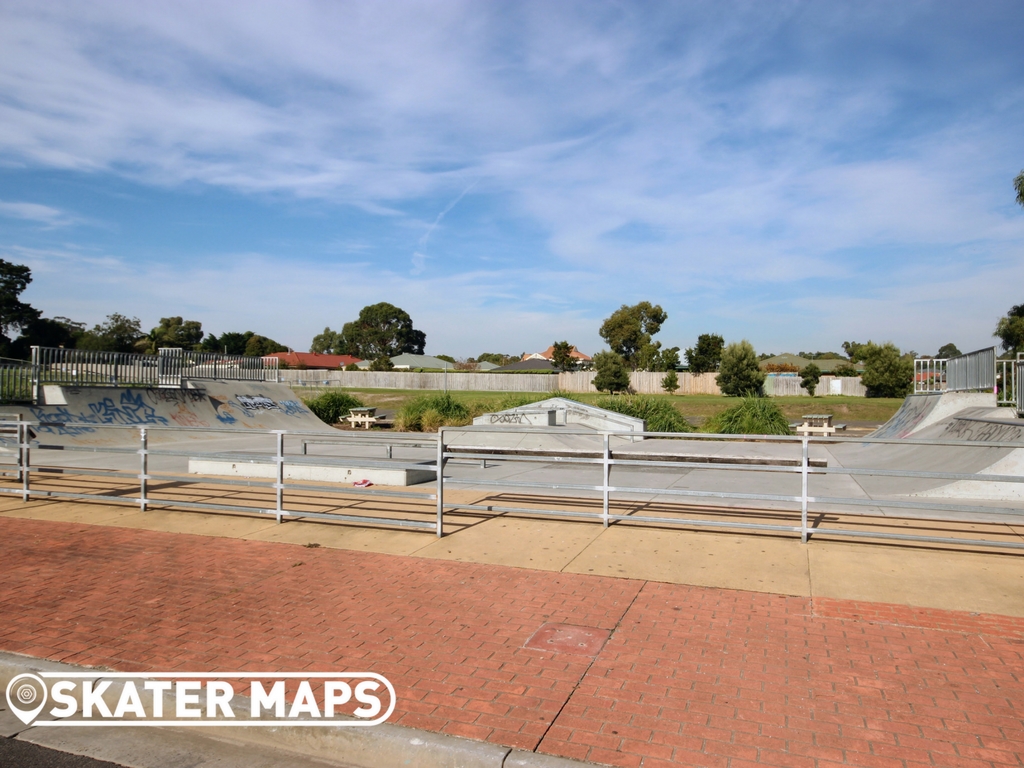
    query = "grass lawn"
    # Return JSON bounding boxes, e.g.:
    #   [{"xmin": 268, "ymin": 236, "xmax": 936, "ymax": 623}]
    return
[{"xmin": 291, "ymin": 386, "xmax": 904, "ymax": 426}]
